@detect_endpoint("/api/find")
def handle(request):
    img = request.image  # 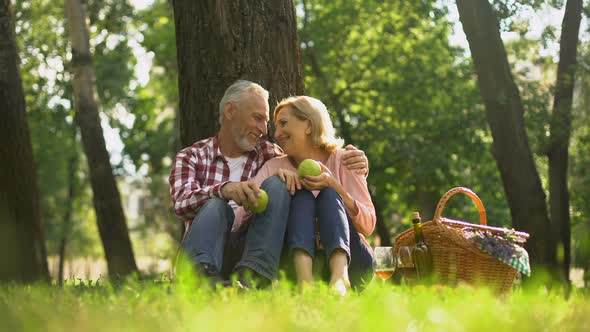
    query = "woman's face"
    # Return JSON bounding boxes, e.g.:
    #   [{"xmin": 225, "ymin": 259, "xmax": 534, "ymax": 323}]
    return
[{"xmin": 273, "ymin": 106, "xmax": 311, "ymax": 155}]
